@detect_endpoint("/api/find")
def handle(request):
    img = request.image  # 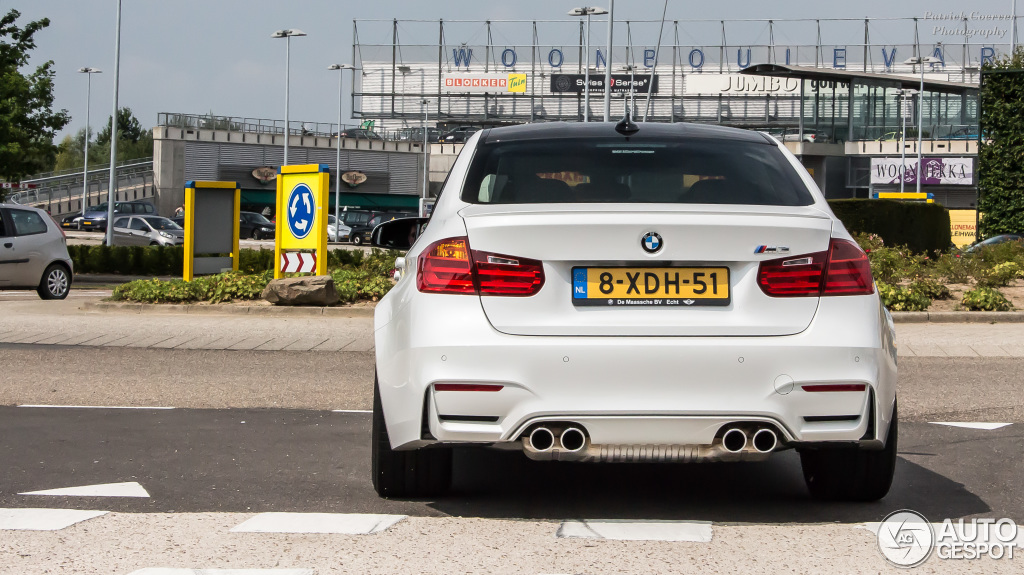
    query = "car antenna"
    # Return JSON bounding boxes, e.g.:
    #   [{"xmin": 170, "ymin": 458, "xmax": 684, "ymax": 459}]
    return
[{"xmin": 614, "ymin": 98, "xmax": 639, "ymax": 136}]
